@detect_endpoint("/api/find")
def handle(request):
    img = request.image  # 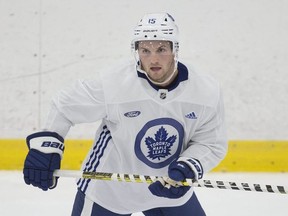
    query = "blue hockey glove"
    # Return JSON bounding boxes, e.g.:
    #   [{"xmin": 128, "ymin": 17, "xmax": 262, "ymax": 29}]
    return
[
  {"xmin": 149, "ymin": 157, "xmax": 203, "ymax": 199},
  {"xmin": 168, "ymin": 157, "xmax": 203, "ymax": 182},
  {"xmin": 23, "ymin": 131, "xmax": 64, "ymax": 191}
]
